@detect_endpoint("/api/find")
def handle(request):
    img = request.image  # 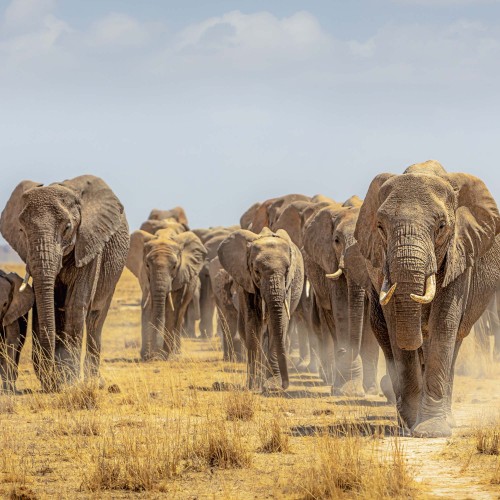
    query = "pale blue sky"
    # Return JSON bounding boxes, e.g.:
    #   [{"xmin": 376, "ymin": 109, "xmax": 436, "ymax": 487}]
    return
[{"xmin": 1, "ymin": 0, "xmax": 499, "ymax": 236}]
